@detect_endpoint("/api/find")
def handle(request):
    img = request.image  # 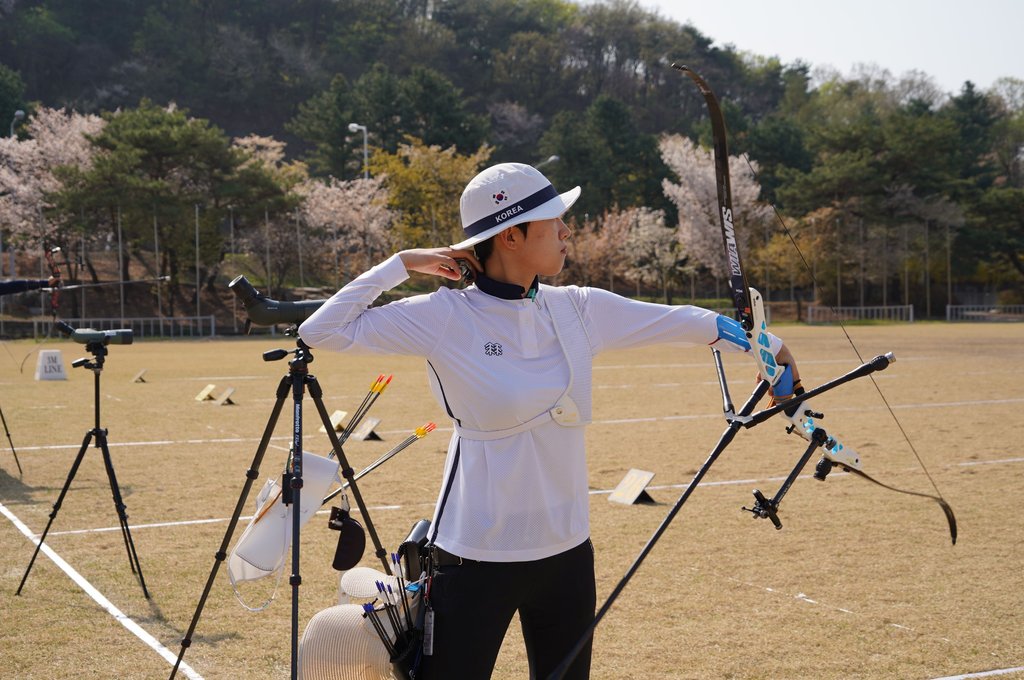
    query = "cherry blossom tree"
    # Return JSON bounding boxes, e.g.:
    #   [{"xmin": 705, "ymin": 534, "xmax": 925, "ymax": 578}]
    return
[
  {"xmin": 0, "ymin": 107, "xmax": 104, "ymax": 253},
  {"xmin": 230, "ymin": 134, "xmax": 307, "ymax": 295},
  {"xmin": 620, "ymin": 206, "xmax": 684, "ymax": 303},
  {"xmin": 234, "ymin": 134, "xmax": 307, "ymax": 187},
  {"xmin": 560, "ymin": 210, "xmax": 631, "ymax": 290},
  {"xmin": 660, "ymin": 134, "xmax": 771, "ymax": 288},
  {"xmin": 297, "ymin": 175, "xmax": 392, "ymax": 284}
]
